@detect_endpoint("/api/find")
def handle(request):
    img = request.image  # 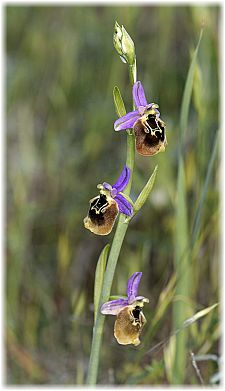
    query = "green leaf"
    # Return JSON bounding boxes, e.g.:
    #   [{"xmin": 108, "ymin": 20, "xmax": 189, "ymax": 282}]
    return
[
  {"xmin": 191, "ymin": 131, "xmax": 219, "ymax": 244},
  {"xmin": 165, "ymin": 303, "xmax": 218, "ymax": 383},
  {"xmin": 164, "ymin": 335, "xmax": 176, "ymax": 384},
  {"xmin": 182, "ymin": 303, "xmax": 218, "ymax": 328},
  {"xmin": 179, "ymin": 29, "xmax": 203, "ymax": 143},
  {"xmin": 193, "ymin": 59, "xmax": 205, "ymax": 120},
  {"xmin": 94, "ymin": 244, "xmax": 110, "ymax": 322},
  {"xmin": 133, "ymin": 165, "xmax": 158, "ymax": 213},
  {"xmin": 172, "ymin": 28, "xmax": 203, "ymax": 384},
  {"xmin": 149, "ymin": 274, "xmax": 176, "ymax": 335},
  {"xmin": 113, "ymin": 86, "xmax": 126, "ymax": 117},
  {"xmin": 172, "ymin": 157, "xmax": 190, "ymax": 384}
]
